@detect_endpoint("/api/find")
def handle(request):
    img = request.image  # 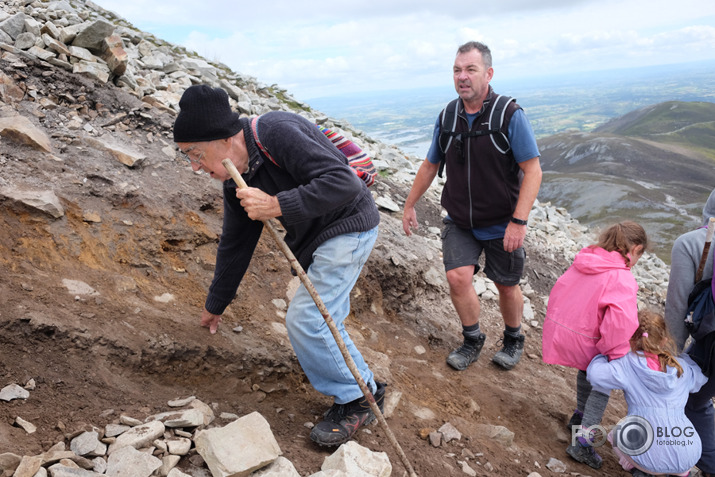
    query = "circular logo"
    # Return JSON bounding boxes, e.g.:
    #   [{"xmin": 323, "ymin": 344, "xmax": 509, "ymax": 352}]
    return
[{"xmin": 613, "ymin": 415, "xmax": 654, "ymax": 456}]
